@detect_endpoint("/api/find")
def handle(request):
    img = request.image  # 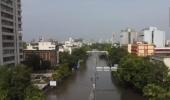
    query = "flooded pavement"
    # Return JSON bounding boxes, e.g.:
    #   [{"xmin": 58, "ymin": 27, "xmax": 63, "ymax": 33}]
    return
[{"xmin": 46, "ymin": 52, "xmax": 147, "ymax": 100}]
